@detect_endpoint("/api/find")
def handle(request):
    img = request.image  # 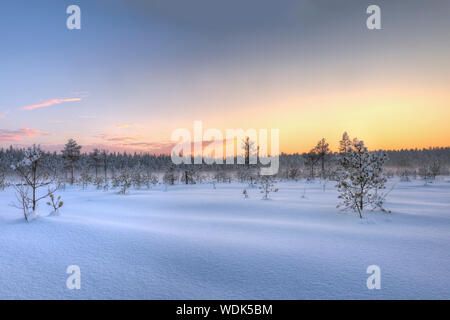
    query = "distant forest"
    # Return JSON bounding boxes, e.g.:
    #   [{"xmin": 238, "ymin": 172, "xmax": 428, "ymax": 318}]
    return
[{"xmin": 1, "ymin": 142, "xmax": 449, "ymax": 185}]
